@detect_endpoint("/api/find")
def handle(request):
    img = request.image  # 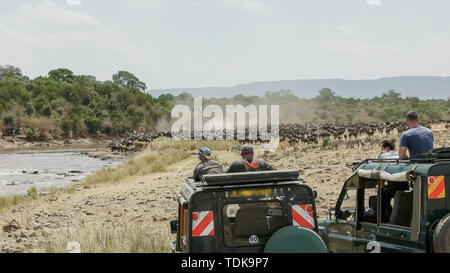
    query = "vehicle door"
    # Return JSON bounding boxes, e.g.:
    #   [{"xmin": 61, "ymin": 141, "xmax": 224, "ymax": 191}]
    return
[
  {"xmin": 375, "ymin": 180, "xmax": 425, "ymax": 253},
  {"xmin": 354, "ymin": 178, "xmax": 381, "ymax": 253},
  {"xmin": 326, "ymin": 174, "xmax": 358, "ymax": 253},
  {"xmin": 356, "ymin": 179, "xmax": 425, "ymax": 253}
]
